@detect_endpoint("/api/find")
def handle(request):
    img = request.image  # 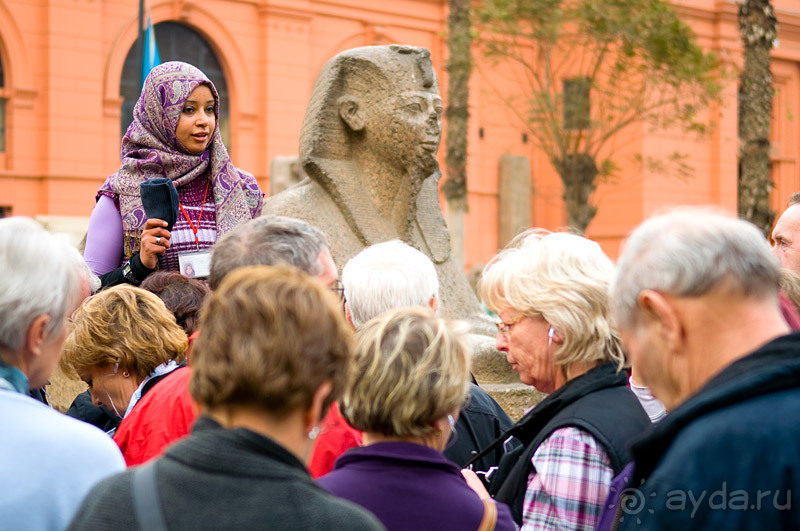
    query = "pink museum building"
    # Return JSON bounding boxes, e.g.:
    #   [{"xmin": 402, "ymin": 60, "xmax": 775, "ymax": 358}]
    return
[{"xmin": 0, "ymin": 0, "xmax": 799, "ymax": 266}]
